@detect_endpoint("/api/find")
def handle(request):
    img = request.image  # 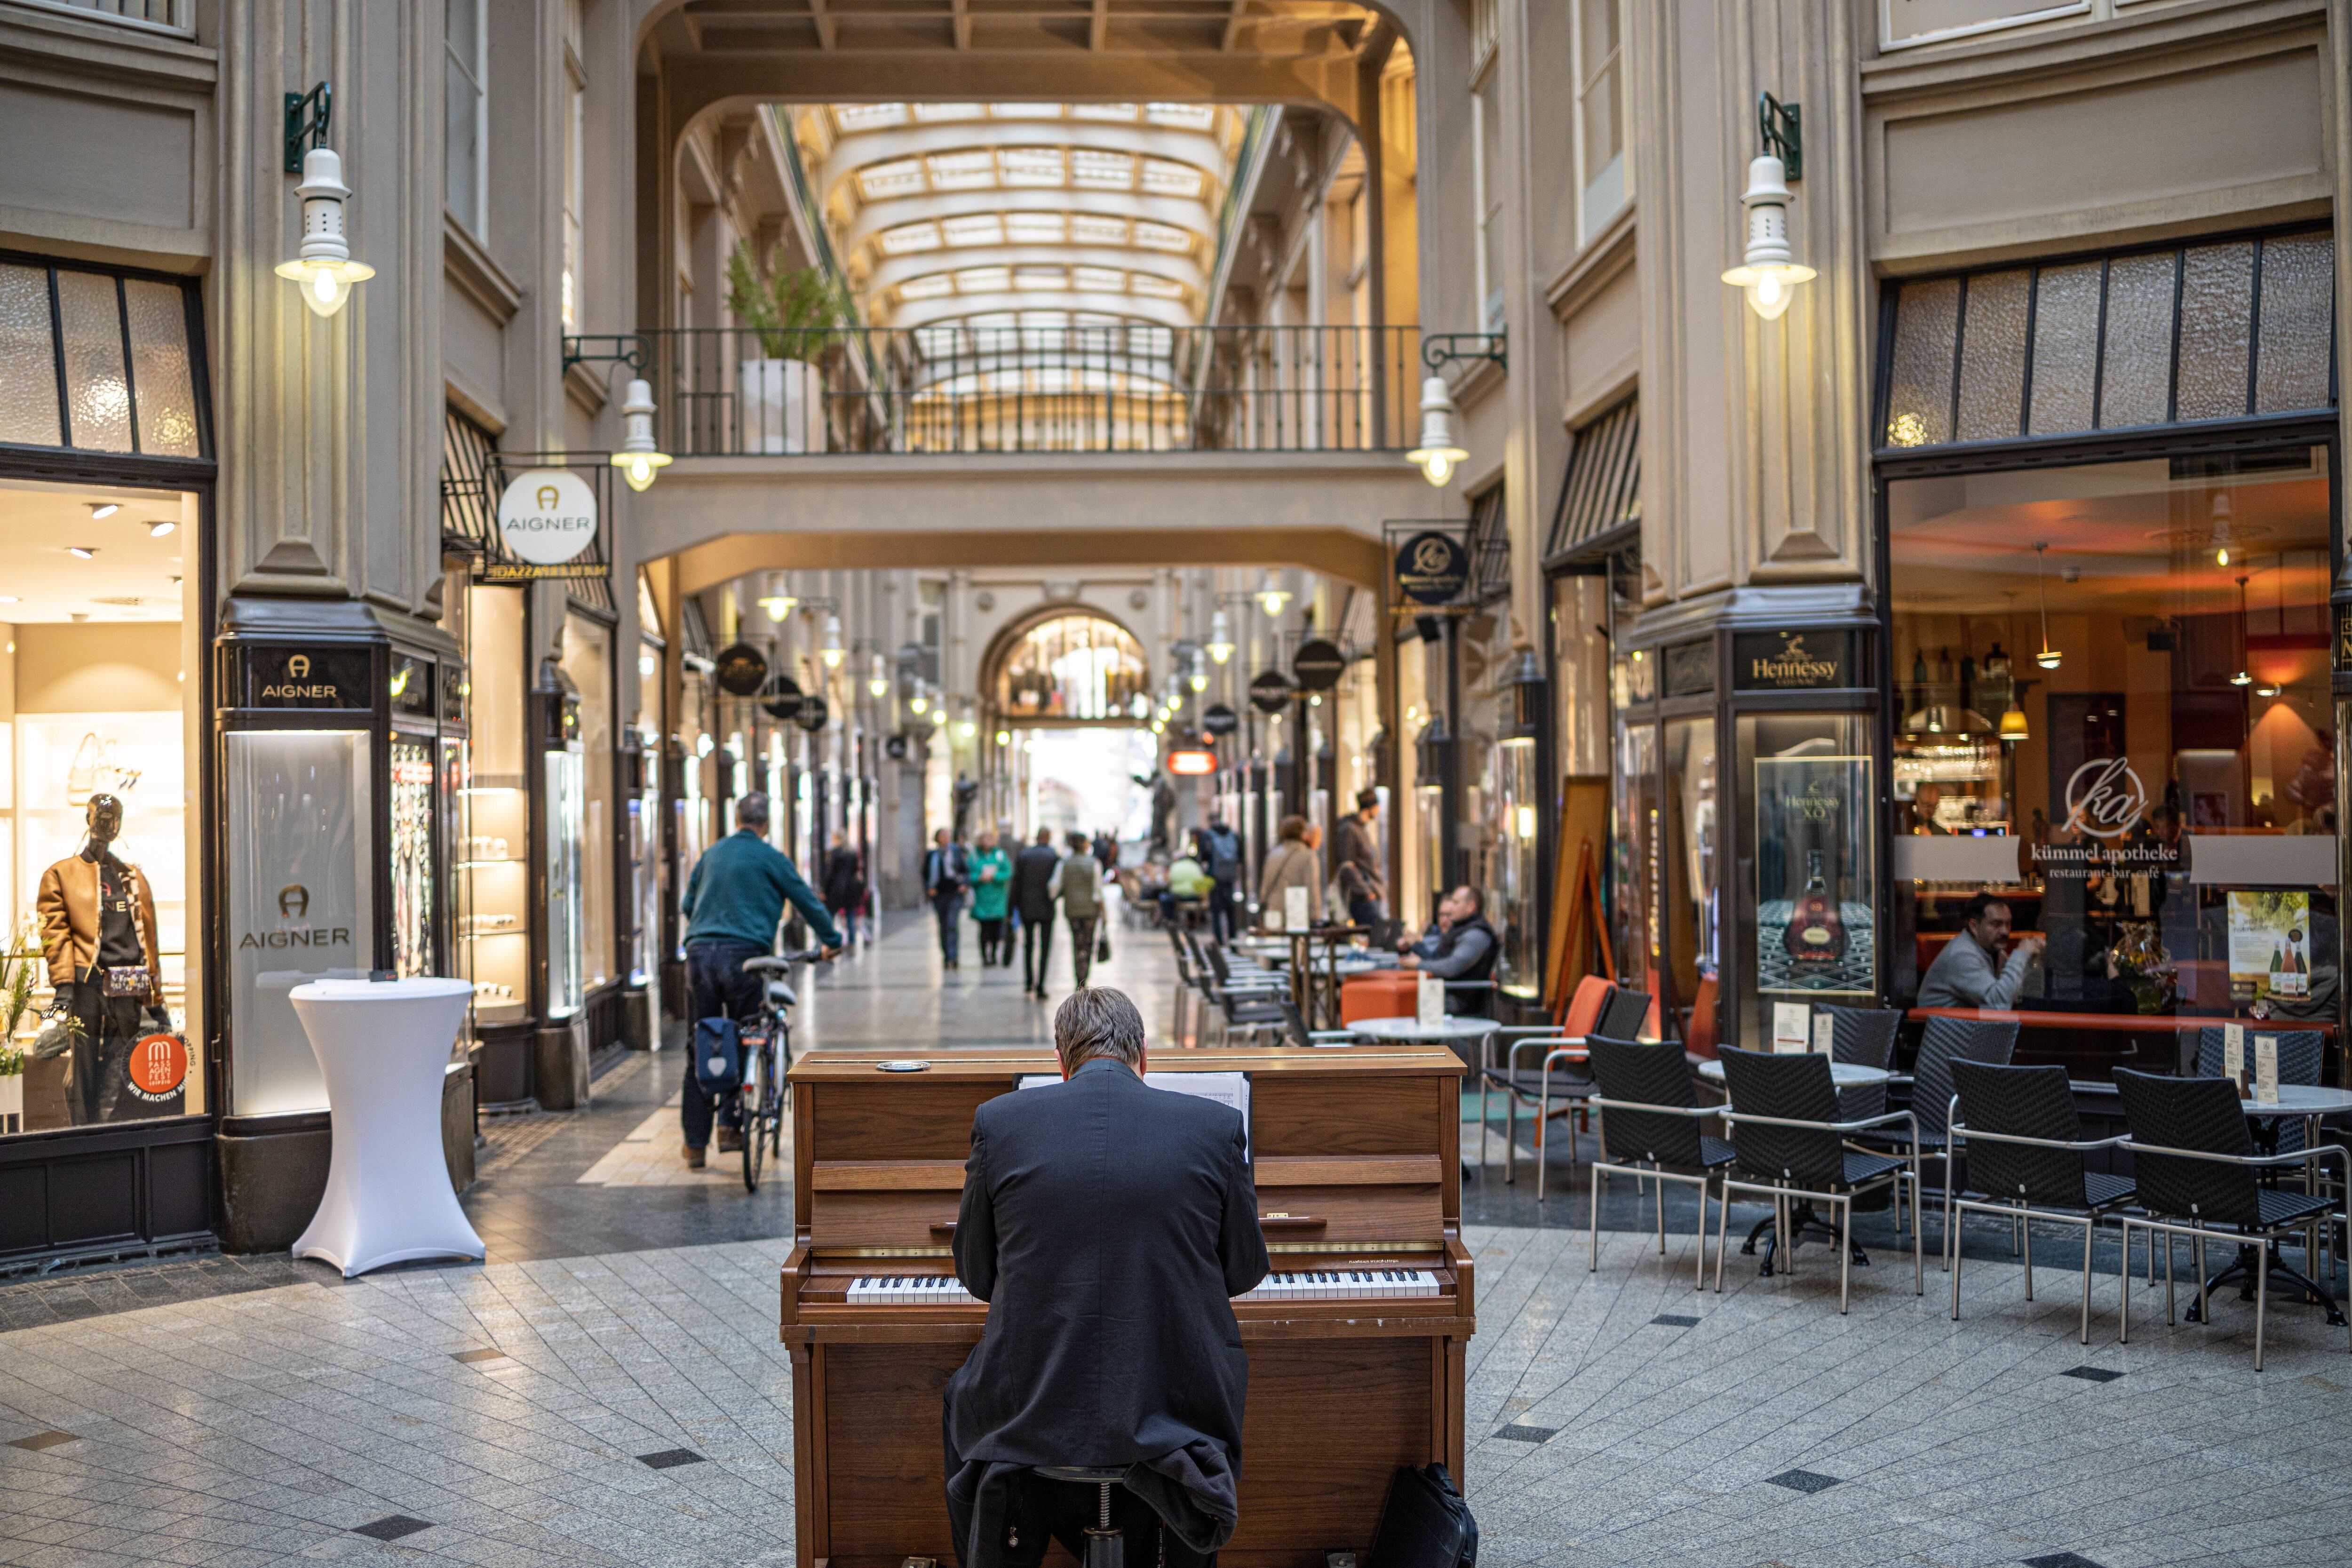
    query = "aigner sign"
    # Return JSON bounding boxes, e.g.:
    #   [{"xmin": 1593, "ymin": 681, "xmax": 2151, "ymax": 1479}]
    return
[{"xmin": 491, "ymin": 468, "xmax": 602, "ymax": 578}]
